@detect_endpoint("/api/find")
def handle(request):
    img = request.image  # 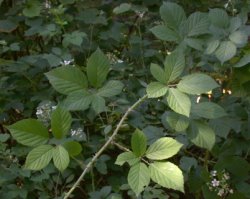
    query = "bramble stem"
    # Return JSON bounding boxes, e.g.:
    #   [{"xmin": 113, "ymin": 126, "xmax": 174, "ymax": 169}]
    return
[{"xmin": 63, "ymin": 95, "xmax": 148, "ymax": 199}]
